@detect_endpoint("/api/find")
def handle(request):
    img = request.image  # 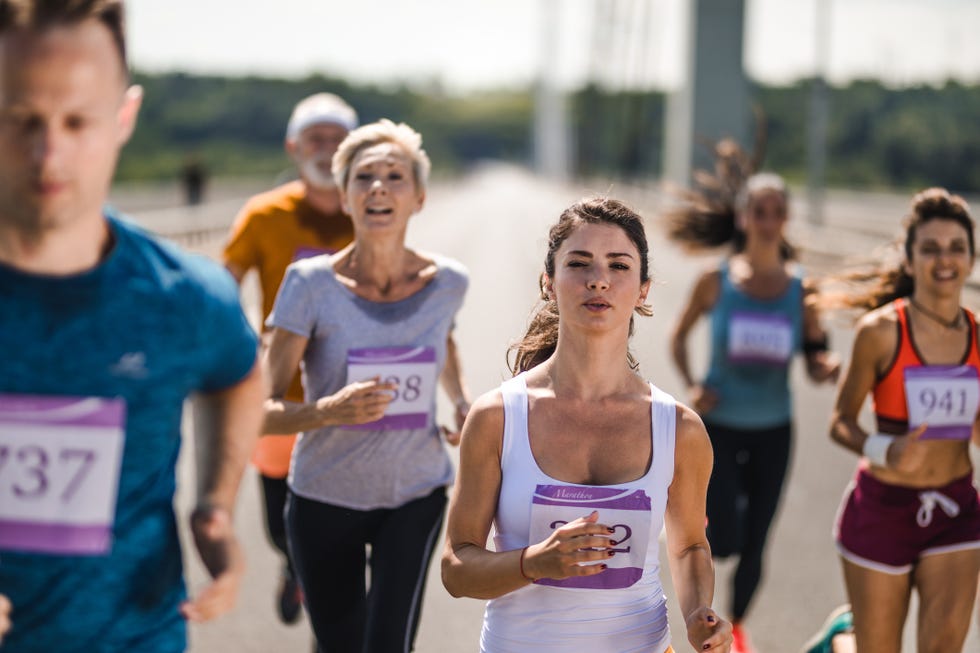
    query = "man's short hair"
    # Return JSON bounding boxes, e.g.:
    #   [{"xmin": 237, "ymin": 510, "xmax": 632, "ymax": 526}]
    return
[{"xmin": 0, "ymin": 0, "xmax": 127, "ymax": 71}]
